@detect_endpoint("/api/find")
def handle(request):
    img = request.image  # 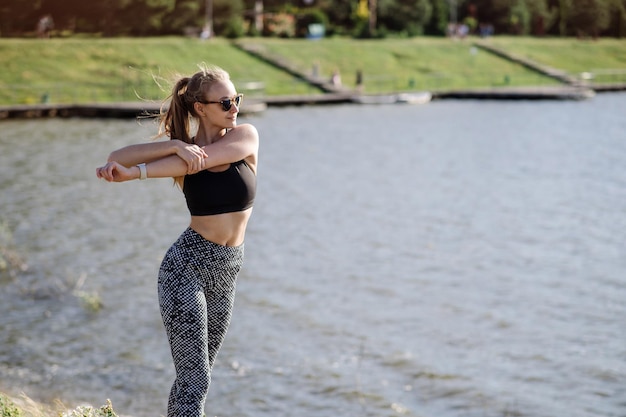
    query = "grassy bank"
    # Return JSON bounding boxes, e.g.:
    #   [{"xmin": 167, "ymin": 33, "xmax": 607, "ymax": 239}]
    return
[
  {"xmin": 0, "ymin": 37, "xmax": 317, "ymax": 105},
  {"xmin": 236, "ymin": 36, "xmax": 564, "ymax": 92},
  {"xmin": 0, "ymin": 36, "xmax": 625, "ymax": 105},
  {"xmin": 487, "ymin": 37, "xmax": 626, "ymax": 83}
]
